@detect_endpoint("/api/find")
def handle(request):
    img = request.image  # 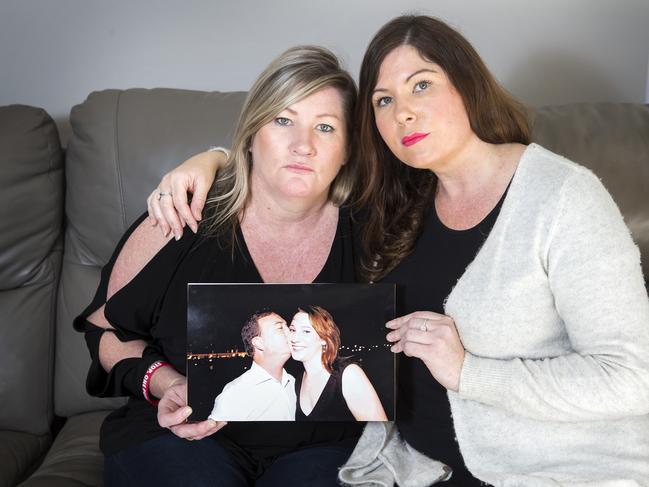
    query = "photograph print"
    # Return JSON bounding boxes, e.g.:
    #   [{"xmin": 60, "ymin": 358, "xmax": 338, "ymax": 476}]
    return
[{"xmin": 187, "ymin": 283, "xmax": 395, "ymax": 422}]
